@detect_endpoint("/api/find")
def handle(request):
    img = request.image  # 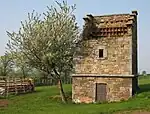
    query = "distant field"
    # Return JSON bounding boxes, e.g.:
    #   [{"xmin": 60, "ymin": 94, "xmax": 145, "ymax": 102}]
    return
[{"xmin": 0, "ymin": 76, "xmax": 150, "ymax": 114}]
